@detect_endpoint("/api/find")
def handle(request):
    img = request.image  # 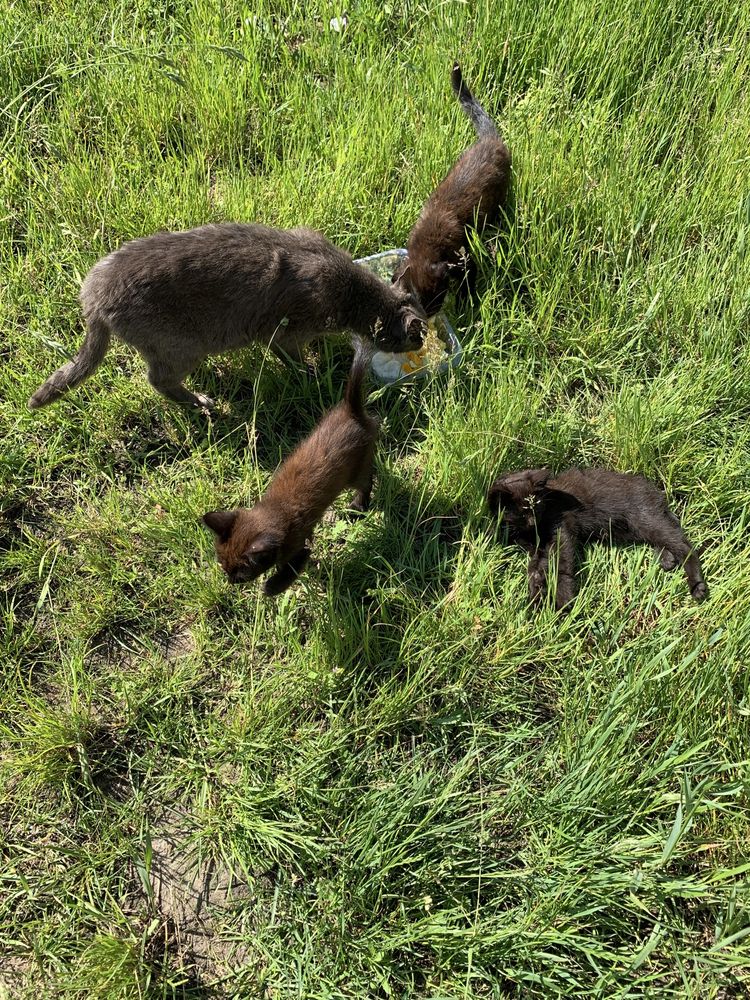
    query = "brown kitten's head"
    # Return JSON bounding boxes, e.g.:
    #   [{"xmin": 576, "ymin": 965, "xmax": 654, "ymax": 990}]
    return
[
  {"xmin": 376, "ymin": 282, "xmax": 427, "ymax": 351},
  {"xmin": 487, "ymin": 469, "xmax": 580, "ymax": 547},
  {"xmin": 392, "ymin": 259, "xmax": 455, "ymax": 317},
  {"xmin": 203, "ymin": 508, "xmax": 281, "ymax": 584}
]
